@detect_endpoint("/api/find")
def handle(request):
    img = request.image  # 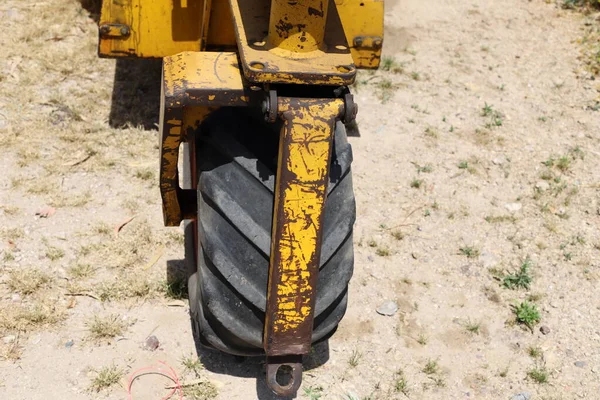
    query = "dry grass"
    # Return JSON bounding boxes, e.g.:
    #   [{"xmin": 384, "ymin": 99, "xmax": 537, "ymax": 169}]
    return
[
  {"xmin": 182, "ymin": 381, "xmax": 219, "ymax": 400},
  {"xmin": 16, "ymin": 149, "xmax": 40, "ymax": 167},
  {"xmin": 96, "ymin": 274, "xmax": 159, "ymax": 302},
  {"xmin": 67, "ymin": 263, "xmax": 96, "ymax": 279},
  {"xmin": 0, "ymin": 339, "xmax": 23, "ymax": 361},
  {"xmin": 93, "ymin": 222, "xmax": 112, "ymax": 236},
  {"xmin": 135, "ymin": 168, "xmax": 155, "ymax": 181},
  {"xmin": 89, "ymin": 365, "xmax": 124, "ymax": 392},
  {"xmin": 86, "ymin": 314, "xmax": 127, "ymax": 341},
  {"xmin": 25, "ymin": 180, "xmax": 60, "ymax": 196},
  {"xmin": 50, "ymin": 191, "xmax": 92, "ymax": 208},
  {"xmin": 78, "ymin": 219, "xmax": 166, "ymax": 270},
  {"xmin": 1, "ymin": 227, "xmax": 24, "ymax": 241},
  {"xmin": 0, "ymin": 205, "xmax": 20, "ymax": 216},
  {"xmin": 0, "ymin": 302, "xmax": 65, "ymax": 333},
  {"xmin": 6, "ymin": 269, "xmax": 53, "ymax": 295},
  {"xmin": 45, "ymin": 245, "xmax": 65, "ymax": 261}
]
